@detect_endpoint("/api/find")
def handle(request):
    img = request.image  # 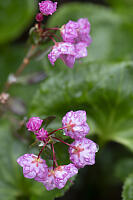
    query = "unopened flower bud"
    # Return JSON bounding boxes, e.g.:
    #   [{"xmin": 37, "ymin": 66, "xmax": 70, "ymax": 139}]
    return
[
  {"xmin": 36, "ymin": 13, "xmax": 44, "ymax": 22},
  {"xmin": 26, "ymin": 117, "xmax": 43, "ymax": 132},
  {"xmin": 39, "ymin": 1, "xmax": 57, "ymax": 16}
]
